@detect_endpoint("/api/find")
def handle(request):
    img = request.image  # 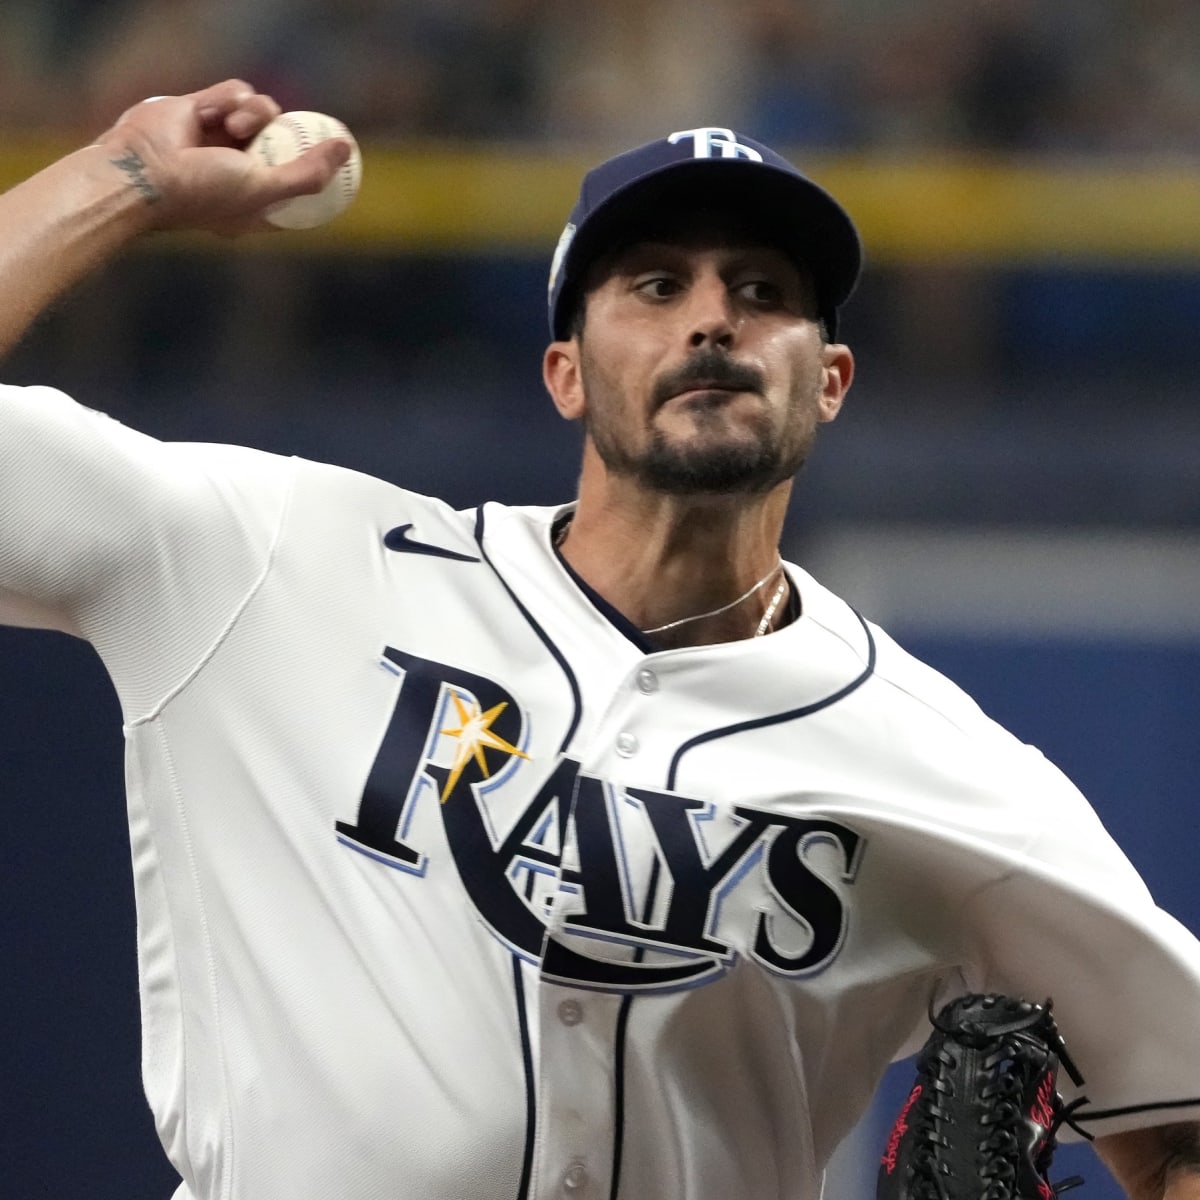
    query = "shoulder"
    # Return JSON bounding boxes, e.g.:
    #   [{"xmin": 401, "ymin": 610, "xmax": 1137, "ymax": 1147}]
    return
[
  {"xmin": 791, "ymin": 564, "xmax": 990, "ymax": 729},
  {"xmin": 3, "ymin": 380, "xmax": 295, "ymax": 489},
  {"xmin": 476, "ymin": 501, "xmax": 567, "ymax": 547},
  {"xmin": 867, "ymin": 620, "xmax": 997, "ymax": 736},
  {"xmin": 796, "ymin": 568, "xmax": 1150, "ymax": 885},
  {"xmin": 279, "ymin": 464, "xmax": 564, "ymax": 570},
  {"xmin": 793, "ymin": 563, "xmax": 1052, "ymax": 772}
]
